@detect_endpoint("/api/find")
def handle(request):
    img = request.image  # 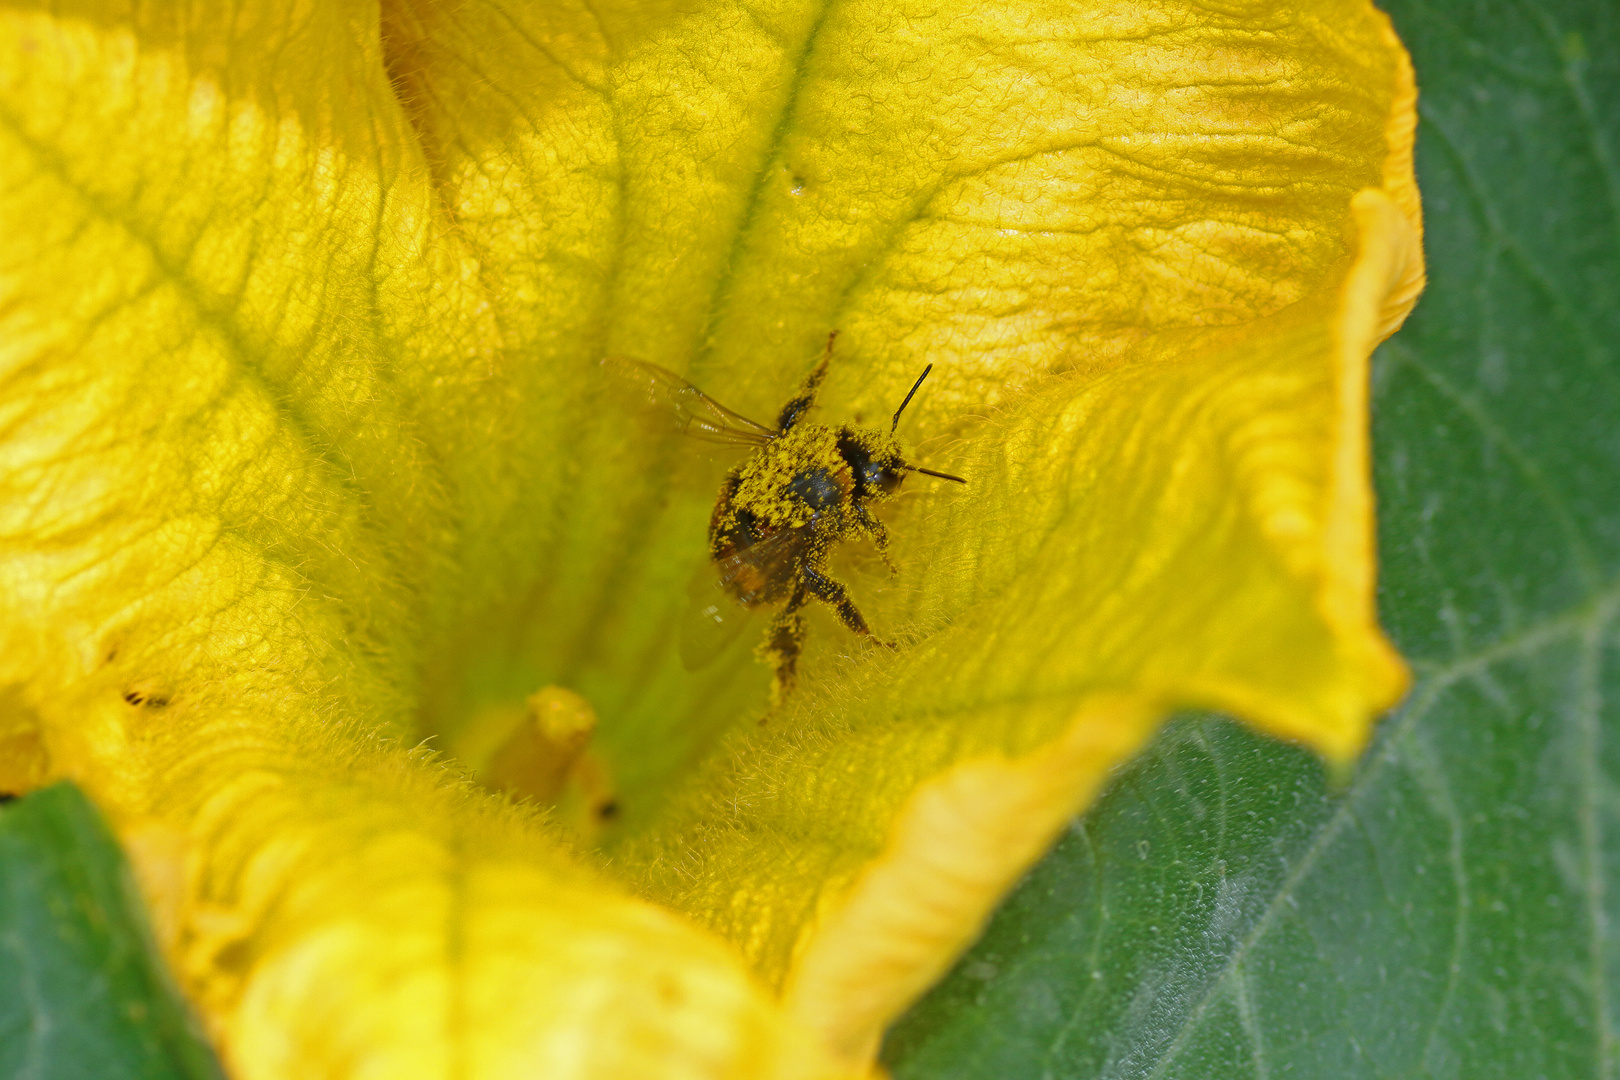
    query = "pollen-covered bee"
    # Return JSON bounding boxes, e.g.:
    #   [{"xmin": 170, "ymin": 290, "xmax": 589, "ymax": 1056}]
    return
[{"xmin": 603, "ymin": 333, "xmax": 965, "ymax": 700}]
